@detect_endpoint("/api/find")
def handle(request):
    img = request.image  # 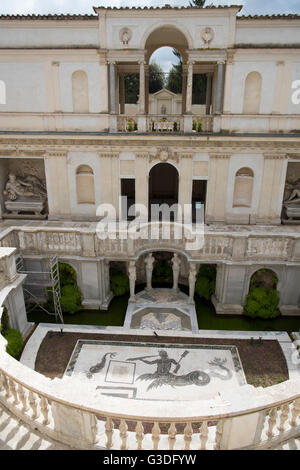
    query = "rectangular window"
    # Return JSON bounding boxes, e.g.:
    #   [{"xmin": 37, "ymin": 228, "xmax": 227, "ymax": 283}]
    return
[{"xmin": 121, "ymin": 178, "xmax": 135, "ymax": 220}]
